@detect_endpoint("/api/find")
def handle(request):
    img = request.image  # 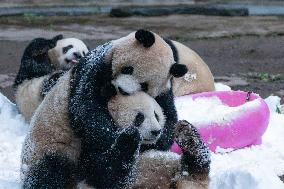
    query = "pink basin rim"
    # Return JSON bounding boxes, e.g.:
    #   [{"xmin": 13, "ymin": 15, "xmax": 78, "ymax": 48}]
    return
[{"xmin": 171, "ymin": 91, "xmax": 270, "ymax": 153}]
